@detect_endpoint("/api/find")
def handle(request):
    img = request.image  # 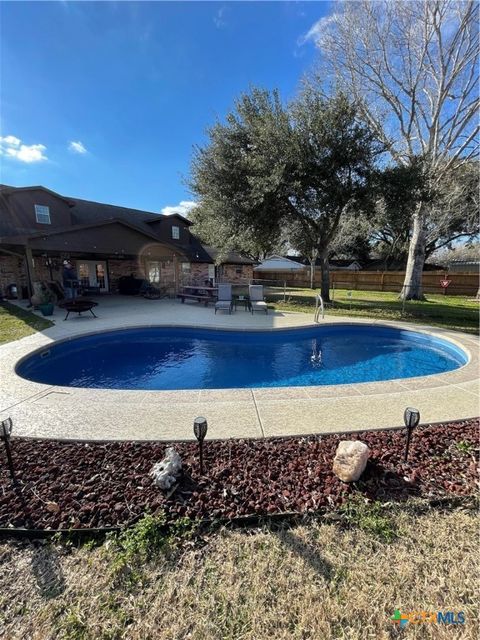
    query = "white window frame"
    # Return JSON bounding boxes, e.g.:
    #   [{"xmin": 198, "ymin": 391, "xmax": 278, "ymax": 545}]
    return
[
  {"xmin": 171, "ymin": 225, "xmax": 180, "ymax": 240},
  {"xmin": 34, "ymin": 204, "xmax": 51, "ymax": 224}
]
